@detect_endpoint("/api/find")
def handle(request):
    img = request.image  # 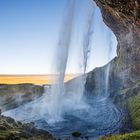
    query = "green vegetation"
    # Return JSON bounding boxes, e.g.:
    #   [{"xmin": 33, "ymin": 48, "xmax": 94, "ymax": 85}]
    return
[
  {"xmin": 0, "ymin": 129, "xmax": 54, "ymax": 140},
  {"xmin": 0, "ymin": 130, "xmax": 21, "ymax": 140},
  {"xmin": 0, "ymin": 115, "xmax": 55, "ymax": 140},
  {"xmin": 127, "ymin": 93, "xmax": 140, "ymax": 130},
  {"xmin": 0, "ymin": 130, "xmax": 52, "ymax": 140},
  {"xmin": 100, "ymin": 130, "xmax": 140, "ymax": 140}
]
